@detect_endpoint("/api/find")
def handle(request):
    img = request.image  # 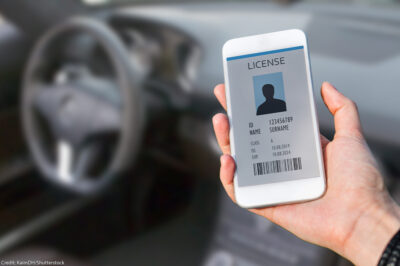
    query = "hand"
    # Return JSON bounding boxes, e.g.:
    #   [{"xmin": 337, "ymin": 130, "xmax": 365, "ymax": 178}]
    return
[{"xmin": 212, "ymin": 82, "xmax": 400, "ymax": 266}]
